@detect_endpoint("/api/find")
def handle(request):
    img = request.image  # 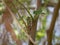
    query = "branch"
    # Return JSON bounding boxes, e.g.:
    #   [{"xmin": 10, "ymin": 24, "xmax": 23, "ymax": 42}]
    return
[
  {"xmin": 7, "ymin": 6, "xmax": 37, "ymax": 45},
  {"xmin": 47, "ymin": 0, "xmax": 60, "ymax": 45},
  {"xmin": 16, "ymin": 0, "xmax": 33, "ymax": 19},
  {"xmin": 11, "ymin": 2, "xmax": 27, "ymax": 28},
  {"xmin": 3, "ymin": 1, "xmax": 37, "ymax": 44}
]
